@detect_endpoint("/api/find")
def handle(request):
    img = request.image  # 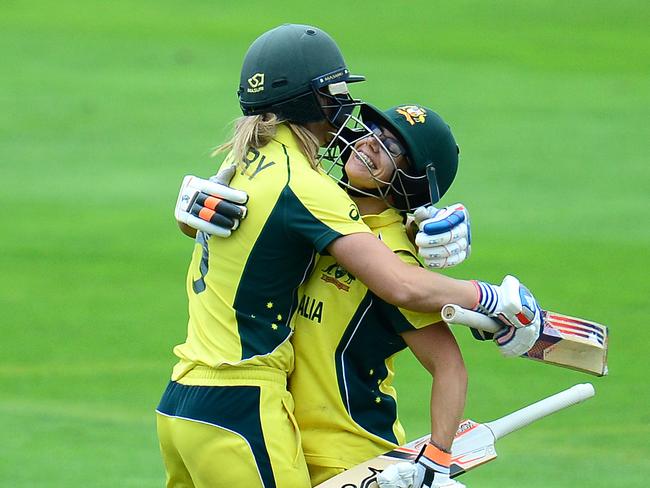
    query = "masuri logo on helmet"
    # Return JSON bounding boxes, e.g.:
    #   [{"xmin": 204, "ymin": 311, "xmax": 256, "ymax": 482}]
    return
[{"xmin": 247, "ymin": 73, "xmax": 265, "ymax": 93}]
